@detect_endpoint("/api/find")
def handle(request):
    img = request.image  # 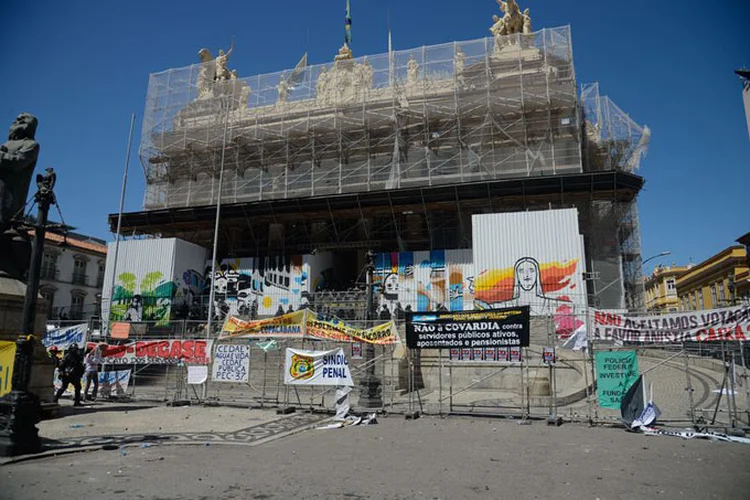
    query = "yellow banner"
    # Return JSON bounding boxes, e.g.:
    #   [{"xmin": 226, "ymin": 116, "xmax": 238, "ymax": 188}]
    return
[
  {"xmin": 0, "ymin": 341, "xmax": 16, "ymax": 397},
  {"xmin": 221, "ymin": 310, "xmax": 399, "ymax": 345},
  {"xmin": 221, "ymin": 310, "xmax": 306, "ymax": 339}
]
